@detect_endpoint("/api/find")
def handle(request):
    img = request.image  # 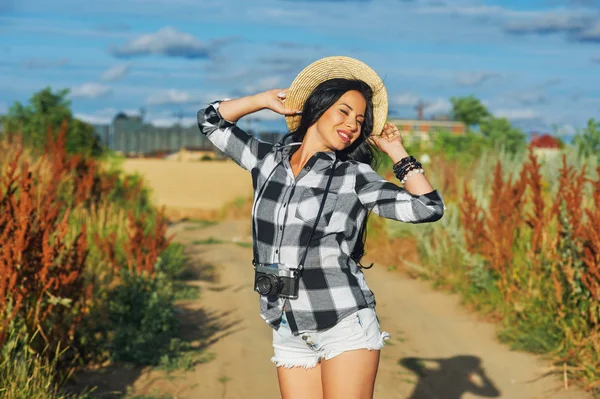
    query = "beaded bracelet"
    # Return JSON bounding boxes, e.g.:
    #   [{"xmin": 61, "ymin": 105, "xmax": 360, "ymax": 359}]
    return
[
  {"xmin": 392, "ymin": 156, "xmax": 417, "ymax": 174},
  {"xmin": 393, "ymin": 156, "xmax": 425, "ymax": 183},
  {"xmin": 395, "ymin": 161, "xmax": 422, "ymax": 180},
  {"xmin": 401, "ymin": 168, "xmax": 425, "ymax": 185},
  {"xmin": 397, "ymin": 167, "xmax": 423, "ymax": 183}
]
